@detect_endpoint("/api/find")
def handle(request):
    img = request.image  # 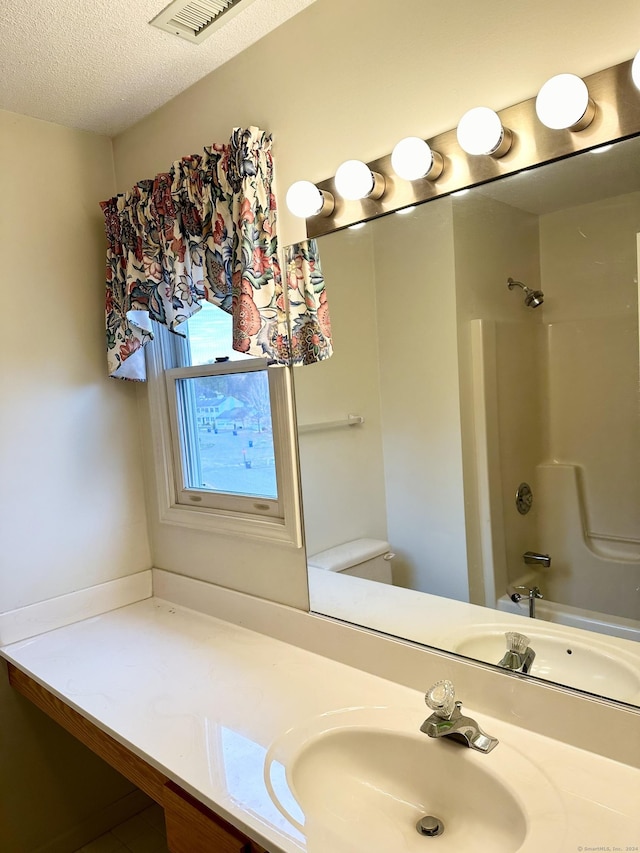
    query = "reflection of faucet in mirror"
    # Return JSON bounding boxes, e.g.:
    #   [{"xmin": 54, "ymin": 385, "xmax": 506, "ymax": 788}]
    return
[
  {"xmin": 420, "ymin": 680, "xmax": 499, "ymax": 753},
  {"xmin": 510, "ymin": 585, "xmax": 544, "ymax": 618},
  {"xmin": 498, "ymin": 632, "xmax": 536, "ymax": 673}
]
